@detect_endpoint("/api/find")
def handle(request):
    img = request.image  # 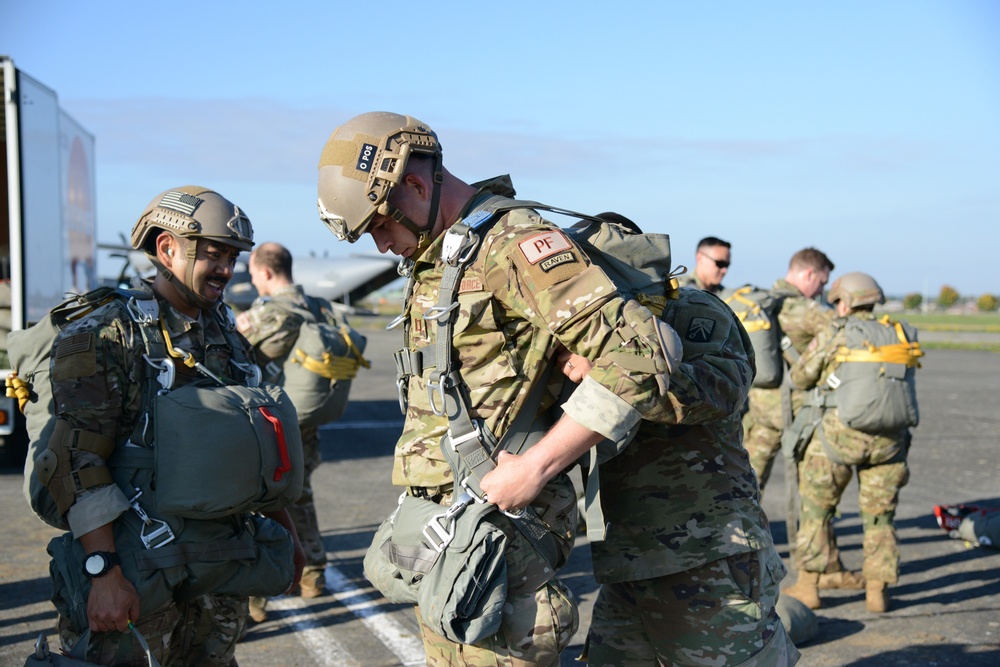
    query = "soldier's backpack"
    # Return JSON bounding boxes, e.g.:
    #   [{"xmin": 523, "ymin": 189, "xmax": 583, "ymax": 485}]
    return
[
  {"xmin": 722, "ymin": 285, "xmax": 785, "ymax": 388},
  {"xmin": 265, "ymin": 299, "xmax": 370, "ymax": 429},
  {"xmin": 826, "ymin": 315, "xmax": 923, "ymax": 434}
]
